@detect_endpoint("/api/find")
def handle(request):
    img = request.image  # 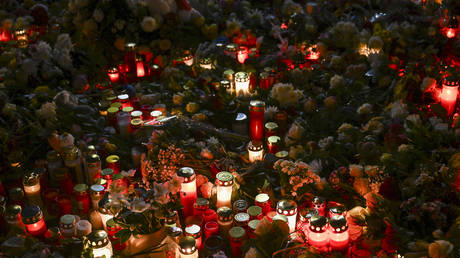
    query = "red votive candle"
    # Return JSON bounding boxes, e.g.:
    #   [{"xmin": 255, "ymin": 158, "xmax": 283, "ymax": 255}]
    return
[
  {"xmin": 255, "ymin": 193, "xmax": 271, "ymax": 215},
  {"xmin": 74, "ymin": 184, "xmax": 91, "ymax": 215},
  {"xmin": 55, "ymin": 168, "xmax": 74, "ymax": 196},
  {"xmin": 193, "ymin": 198, "xmax": 209, "ymax": 217},
  {"xmin": 249, "ymin": 100, "xmax": 265, "ymax": 142},
  {"xmin": 43, "ymin": 188, "xmax": 59, "ymax": 215},
  {"xmin": 105, "ymin": 156, "xmax": 120, "ymax": 174},
  {"xmin": 108, "ymin": 67, "xmax": 119, "ymax": 83},
  {"xmin": 21, "ymin": 205, "xmax": 47, "ymax": 237},
  {"xmin": 141, "ymin": 105, "xmax": 153, "ymax": 121},
  {"xmin": 204, "ymin": 221, "xmax": 219, "ymax": 239},
  {"xmin": 266, "ymin": 211, "xmax": 277, "ymax": 222},
  {"xmin": 185, "ymin": 224, "xmax": 202, "ymax": 250},
  {"xmin": 124, "ymin": 43, "xmax": 136, "ymax": 73},
  {"xmin": 56, "ymin": 195, "xmax": 72, "ymax": 216},
  {"xmin": 107, "ymin": 218, "xmax": 126, "ymax": 251},
  {"xmin": 202, "ymin": 209, "xmax": 218, "ymax": 224},
  {"xmin": 267, "ymin": 136, "xmax": 281, "ymax": 154},
  {"xmin": 229, "ymin": 226, "xmax": 247, "ymax": 258}
]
